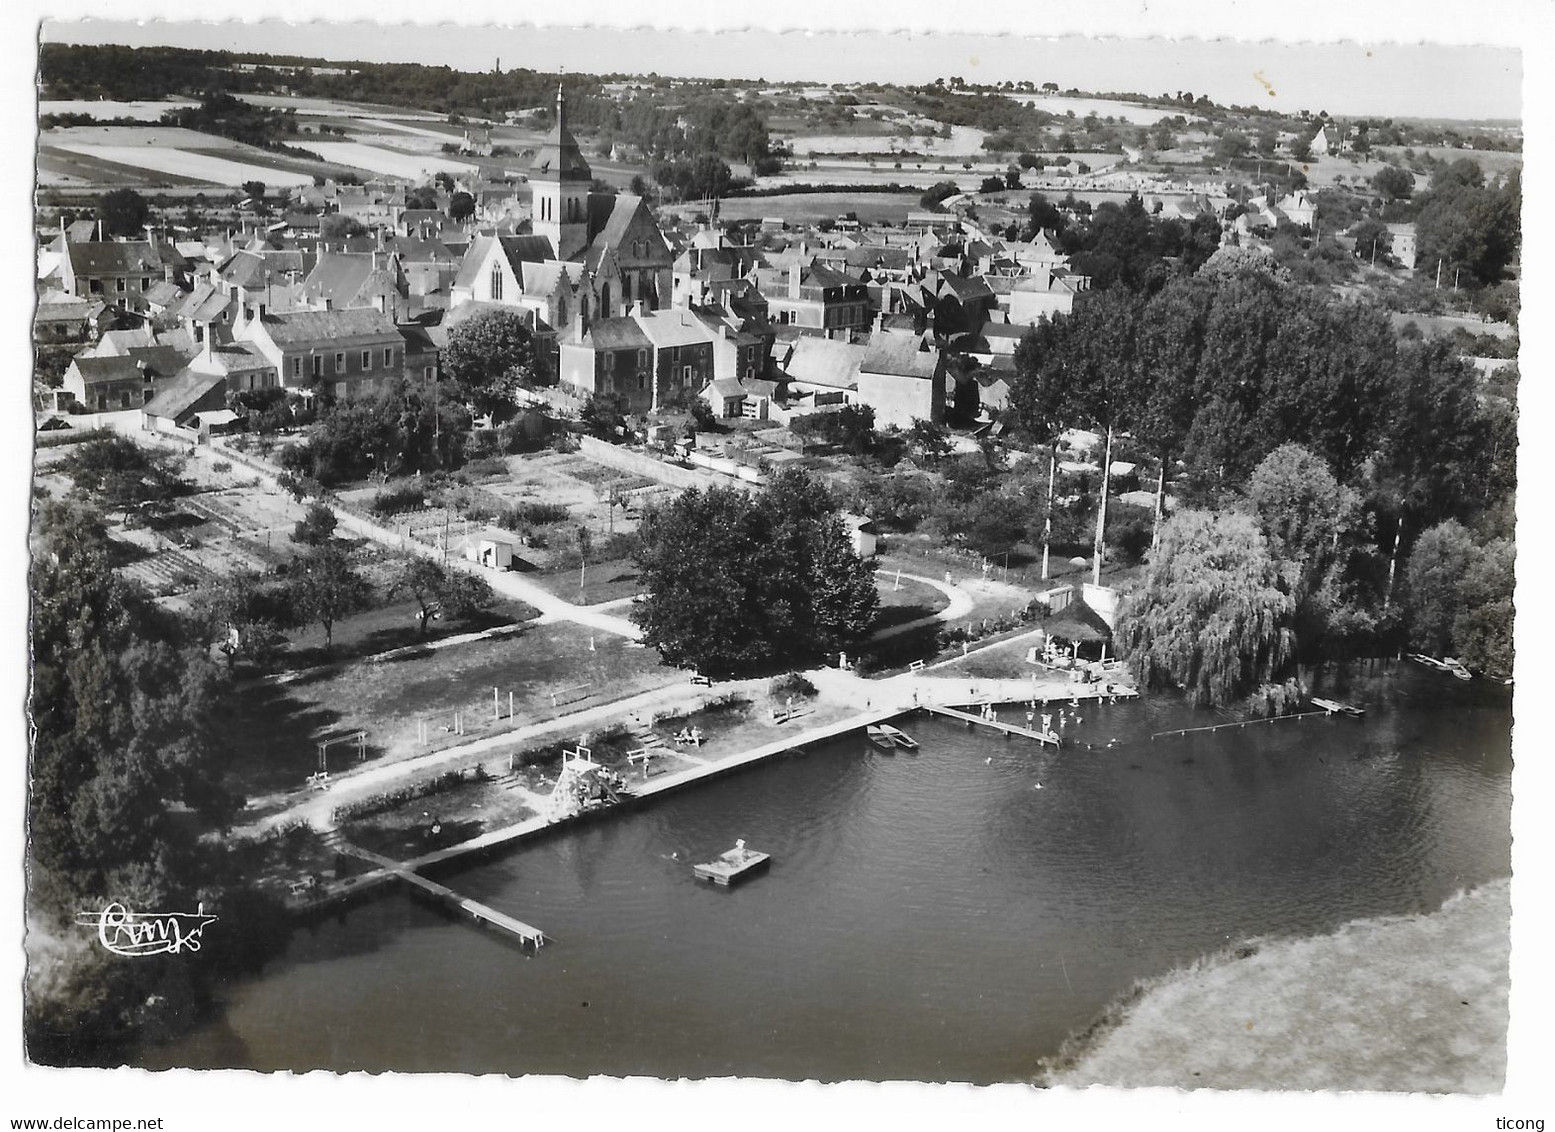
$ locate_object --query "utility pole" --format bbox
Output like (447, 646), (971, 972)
(1436, 258), (1443, 289)
(1041, 446), (1057, 581)
(1092, 425), (1114, 588)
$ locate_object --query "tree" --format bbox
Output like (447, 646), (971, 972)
(291, 502), (338, 547)
(1116, 510), (1296, 707)
(241, 180), (267, 205)
(1452, 538), (1514, 679)
(1403, 520), (1477, 657)
(631, 469), (879, 677)
(434, 171), (456, 193)
(1413, 164), (1520, 285)
(388, 557), (494, 637)
(1290, 134), (1313, 163)
(292, 541), (370, 650)
(190, 568), (299, 669)
(441, 308), (537, 421)
(1371, 164), (1414, 201)
(97, 187), (149, 237)
(906, 418), (953, 464)
(319, 214), (367, 241)
(60, 434), (186, 523)
(449, 190), (476, 222)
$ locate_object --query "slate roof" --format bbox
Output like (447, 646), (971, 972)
(860, 330), (938, 380)
(582, 317), (653, 352)
(255, 308), (400, 346)
(783, 337), (868, 389)
(635, 309), (716, 350)
(65, 239), (163, 276)
(529, 89), (593, 181)
(70, 345), (188, 384)
(143, 369), (227, 420)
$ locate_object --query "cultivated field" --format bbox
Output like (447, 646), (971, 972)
(39, 125), (316, 187)
(307, 141), (483, 179)
(782, 124), (989, 157)
(39, 98), (198, 120)
(1000, 93), (1196, 126)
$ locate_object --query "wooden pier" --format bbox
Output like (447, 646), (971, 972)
(1150, 709), (1338, 741)
(395, 869), (548, 947)
(923, 705), (1061, 745)
(328, 837), (547, 948)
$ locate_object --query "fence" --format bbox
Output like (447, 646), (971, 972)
(578, 436), (720, 492)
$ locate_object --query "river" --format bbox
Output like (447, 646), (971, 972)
(138, 663), (1512, 1083)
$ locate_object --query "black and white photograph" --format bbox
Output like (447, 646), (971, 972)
(8, 4), (1547, 1128)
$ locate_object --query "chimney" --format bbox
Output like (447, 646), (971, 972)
(202, 322), (214, 364)
(571, 309), (585, 343)
(632, 299), (646, 319)
(96, 219), (103, 242)
(258, 303), (267, 321)
(788, 262), (801, 299)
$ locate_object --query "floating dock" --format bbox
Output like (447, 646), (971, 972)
(693, 844), (771, 886)
(923, 704), (1061, 745)
(1311, 697), (1365, 717)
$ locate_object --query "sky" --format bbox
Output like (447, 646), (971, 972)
(39, 14), (1522, 122)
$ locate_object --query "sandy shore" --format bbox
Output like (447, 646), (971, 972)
(1041, 878), (1510, 1093)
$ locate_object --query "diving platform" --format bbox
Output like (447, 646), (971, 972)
(693, 841), (771, 886)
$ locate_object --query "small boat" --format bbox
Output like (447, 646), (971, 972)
(866, 725), (897, 750)
(873, 723), (919, 750)
(1311, 697), (1365, 718)
(1443, 658), (1472, 682)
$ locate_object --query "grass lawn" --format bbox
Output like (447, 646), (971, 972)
(341, 776), (541, 861)
(278, 596), (539, 671)
(526, 558), (644, 605)
(224, 621), (680, 795)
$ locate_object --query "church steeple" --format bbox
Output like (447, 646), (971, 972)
(530, 72), (592, 260)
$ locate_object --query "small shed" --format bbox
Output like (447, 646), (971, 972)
(841, 512), (879, 558)
(464, 530), (515, 570)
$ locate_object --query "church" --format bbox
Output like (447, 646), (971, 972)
(450, 81), (673, 345)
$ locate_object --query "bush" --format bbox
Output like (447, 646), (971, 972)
(769, 672), (817, 698)
(460, 456), (510, 482)
(504, 500), (570, 526)
(369, 482), (427, 516)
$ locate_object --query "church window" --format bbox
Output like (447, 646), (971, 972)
(490, 264), (503, 301)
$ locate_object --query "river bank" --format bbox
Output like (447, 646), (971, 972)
(1039, 878), (1511, 1093)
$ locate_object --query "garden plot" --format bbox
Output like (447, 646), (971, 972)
(307, 141), (481, 179)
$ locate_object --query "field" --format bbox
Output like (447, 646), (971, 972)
(782, 124), (989, 157)
(39, 98), (197, 120)
(39, 125), (317, 187)
(306, 141), (483, 179)
(675, 191), (922, 225)
(1000, 93), (1194, 126)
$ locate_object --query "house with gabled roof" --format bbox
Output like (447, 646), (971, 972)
(238, 307), (406, 401)
(753, 261), (871, 340)
(60, 344), (190, 412)
(301, 250), (409, 321)
(856, 329), (945, 430)
(53, 236), (168, 314)
(140, 369), (231, 436)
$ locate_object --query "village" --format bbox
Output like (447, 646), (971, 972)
(25, 36), (1521, 1099)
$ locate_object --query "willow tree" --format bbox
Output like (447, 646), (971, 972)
(1116, 510), (1295, 707)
